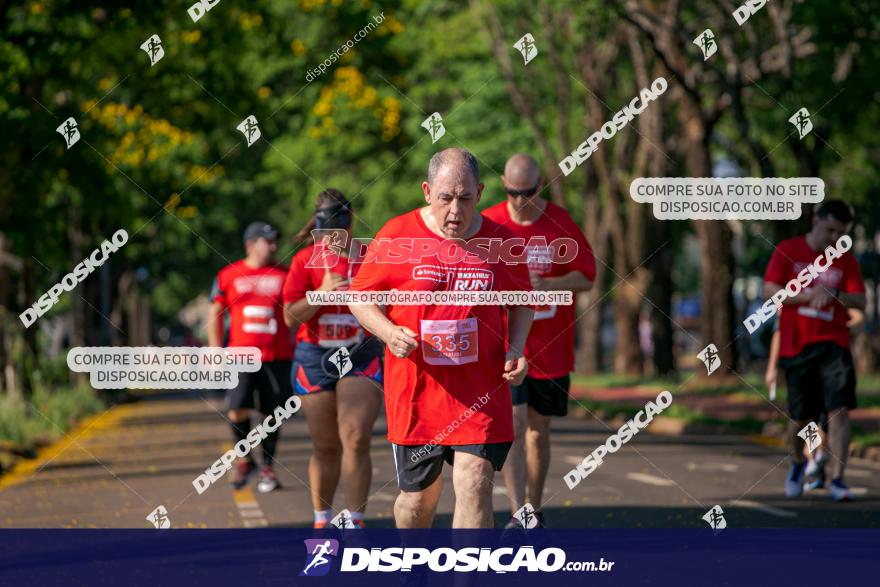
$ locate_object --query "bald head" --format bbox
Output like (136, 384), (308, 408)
(421, 148), (484, 239)
(427, 148), (480, 186)
(503, 154), (539, 186)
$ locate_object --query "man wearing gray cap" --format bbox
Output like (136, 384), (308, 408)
(207, 222), (295, 493)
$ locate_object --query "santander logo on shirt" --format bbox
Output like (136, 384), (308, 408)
(412, 265), (494, 291)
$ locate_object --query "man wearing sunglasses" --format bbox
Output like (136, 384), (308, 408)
(483, 154), (596, 528)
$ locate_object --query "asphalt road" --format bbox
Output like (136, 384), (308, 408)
(1, 393), (878, 528)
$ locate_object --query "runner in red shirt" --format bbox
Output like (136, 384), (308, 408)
(282, 189), (383, 529)
(483, 153), (595, 528)
(763, 200), (866, 501)
(207, 222), (294, 493)
(349, 148), (535, 529)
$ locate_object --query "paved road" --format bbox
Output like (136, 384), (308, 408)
(1, 393), (878, 528)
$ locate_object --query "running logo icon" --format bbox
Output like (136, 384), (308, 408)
(328, 347), (353, 378)
(693, 29), (716, 60)
(421, 112), (445, 144)
(300, 539), (339, 576)
(330, 508), (356, 529)
(702, 505), (726, 531)
(788, 108), (813, 139)
(140, 34), (164, 67)
(56, 117), (80, 149)
(798, 422), (822, 453)
(237, 115), (261, 147)
(305, 230), (348, 269)
(146, 505), (171, 529)
(697, 344), (721, 375)
(513, 502), (539, 529)
(513, 33), (538, 65)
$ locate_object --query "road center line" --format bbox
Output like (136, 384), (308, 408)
(626, 472), (676, 487)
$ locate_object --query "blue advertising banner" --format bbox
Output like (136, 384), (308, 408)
(0, 529), (877, 586)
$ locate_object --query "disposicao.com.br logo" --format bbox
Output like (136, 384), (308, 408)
(299, 541), (614, 574)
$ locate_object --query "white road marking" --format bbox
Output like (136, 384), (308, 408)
(730, 499), (797, 518)
(686, 462), (738, 473)
(626, 472), (676, 487)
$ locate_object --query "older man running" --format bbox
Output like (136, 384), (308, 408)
(349, 148), (534, 528)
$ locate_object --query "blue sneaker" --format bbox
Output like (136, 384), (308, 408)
(784, 462), (805, 498)
(805, 473), (825, 491)
(829, 478), (853, 502)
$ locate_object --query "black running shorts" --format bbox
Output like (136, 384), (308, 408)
(391, 442), (512, 492)
(780, 341), (856, 421)
(226, 360), (293, 414)
(509, 375), (570, 416)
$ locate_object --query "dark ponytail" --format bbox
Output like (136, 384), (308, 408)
(291, 188), (352, 248)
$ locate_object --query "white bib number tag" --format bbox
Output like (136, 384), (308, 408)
(797, 305), (834, 322)
(242, 305), (277, 334)
(420, 318), (479, 366)
(318, 314), (363, 348)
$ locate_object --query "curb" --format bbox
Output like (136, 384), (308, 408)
(571, 406), (880, 463)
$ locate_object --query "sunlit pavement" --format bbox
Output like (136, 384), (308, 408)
(1, 394), (877, 528)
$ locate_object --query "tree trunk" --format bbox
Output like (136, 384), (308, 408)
(646, 217), (675, 375)
(577, 193), (608, 374)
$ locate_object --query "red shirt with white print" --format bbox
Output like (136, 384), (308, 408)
(282, 243), (367, 348)
(212, 260), (293, 362)
(764, 235), (865, 358)
(350, 209), (532, 445)
(483, 201), (596, 379)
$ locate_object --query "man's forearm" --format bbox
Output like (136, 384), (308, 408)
(838, 292), (866, 311)
(545, 271), (593, 293)
(285, 298), (319, 327)
(349, 304), (394, 343)
(764, 282), (810, 305)
(507, 307), (534, 353)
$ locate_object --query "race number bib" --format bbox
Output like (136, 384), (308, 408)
(420, 318), (478, 366)
(797, 305), (834, 322)
(318, 314), (364, 348)
(242, 305), (277, 334)
(533, 304), (557, 321)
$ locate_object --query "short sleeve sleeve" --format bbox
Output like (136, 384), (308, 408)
(282, 249), (314, 304)
(841, 253), (866, 294)
(350, 234), (390, 292)
(764, 244), (792, 286)
(563, 217), (596, 281)
(211, 274), (226, 308)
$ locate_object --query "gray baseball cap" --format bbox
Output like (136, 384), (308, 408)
(242, 221), (278, 244)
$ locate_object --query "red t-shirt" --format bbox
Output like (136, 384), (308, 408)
(282, 243), (367, 348)
(213, 260), (293, 362)
(764, 235), (865, 358)
(350, 209), (532, 445)
(482, 201), (596, 379)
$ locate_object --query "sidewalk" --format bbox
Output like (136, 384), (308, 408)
(569, 384), (880, 456)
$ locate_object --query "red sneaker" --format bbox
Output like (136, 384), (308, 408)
(232, 459), (256, 490)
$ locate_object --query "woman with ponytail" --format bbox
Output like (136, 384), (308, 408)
(281, 189), (384, 528)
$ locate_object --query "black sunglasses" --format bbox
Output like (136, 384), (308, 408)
(505, 184), (540, 198)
